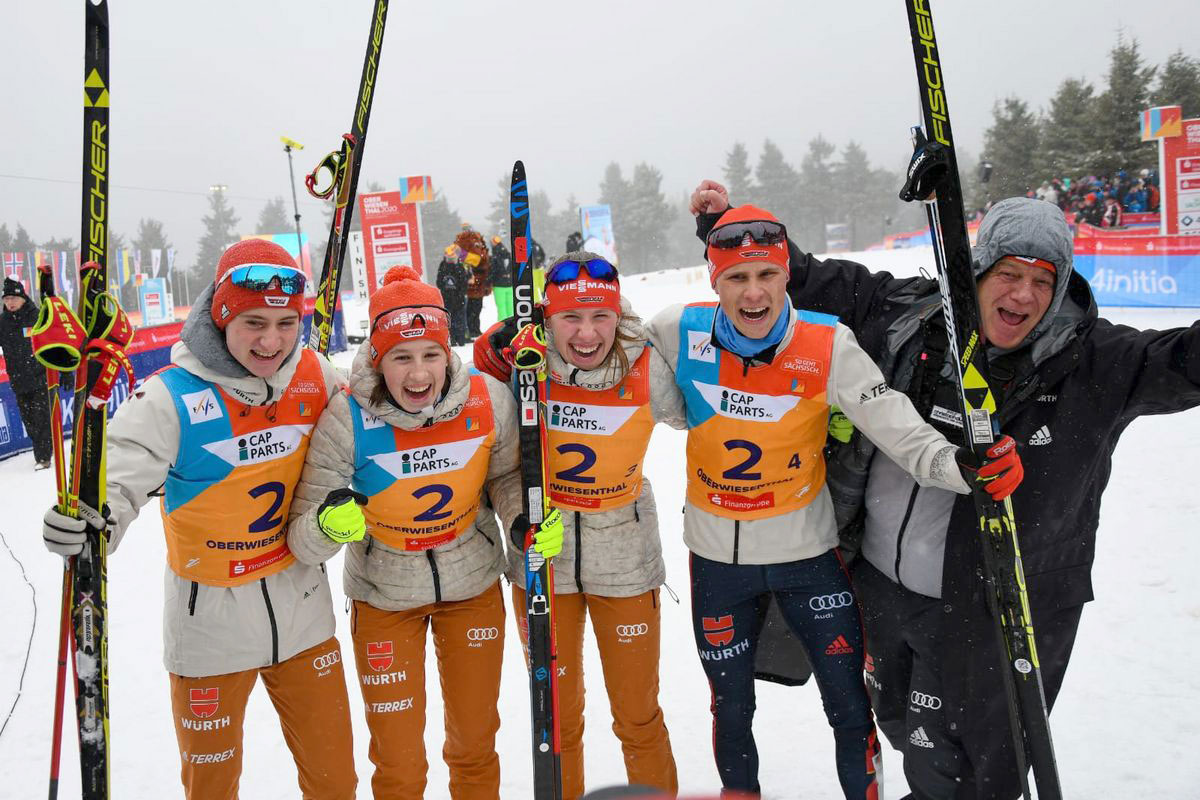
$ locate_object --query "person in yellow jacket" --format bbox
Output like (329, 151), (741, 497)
(286, 265), (562, 800)
(42, 239), (357, 799)
(477, 252), (680, 799)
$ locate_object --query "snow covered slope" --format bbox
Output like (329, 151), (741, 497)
(1, 246), (1196, 798)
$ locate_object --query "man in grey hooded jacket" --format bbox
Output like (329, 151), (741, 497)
(690, 188), (1200, 799)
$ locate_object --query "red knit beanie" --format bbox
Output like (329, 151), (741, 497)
(706, 205), (790, 287)
(368, 266), (450, 366)
(211, 239), (306, 329)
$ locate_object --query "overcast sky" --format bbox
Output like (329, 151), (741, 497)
(2, 0), (1195, 267)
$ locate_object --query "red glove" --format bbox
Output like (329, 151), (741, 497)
(473, 318), (515, 382)
(956, 434), (1024, 501)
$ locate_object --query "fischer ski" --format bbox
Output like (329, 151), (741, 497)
(509, 160), (563, 800)
(304, 0), (389, 354)
(900, 2), (1062, 798)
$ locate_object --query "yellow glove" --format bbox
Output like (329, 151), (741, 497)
(317, 489), (368, 543)
(828, 405), (854, 444)
(532, 508), (564, 559)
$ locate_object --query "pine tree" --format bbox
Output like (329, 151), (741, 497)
(1038, 78), (1098, 181)
(981, 96), (1041, 203)
(723, 142), (758, 206)
(614, 163), (672, 274)
(833, 142), (899, 250)
(0, 224), (12, 252)
(487, 174), (509, 236)
(755, 139), (800, 227)
(419, 190), (462, 273)
(598, 163), (630, 265)
(796, 136), (836, 252)
(255, 196), (291, 235)
(11, 224), (35, 254)
(1152, 49), (1200, 119)
(195, 189), (241, 297)
(1093, 33), (1157, 176)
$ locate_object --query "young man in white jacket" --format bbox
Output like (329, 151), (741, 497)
(646, 205), (1024, 799)
(43, 239), (356, 799)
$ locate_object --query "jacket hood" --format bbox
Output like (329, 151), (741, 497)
(971, 197), (1075, 346)
(174, 283), (306, 405)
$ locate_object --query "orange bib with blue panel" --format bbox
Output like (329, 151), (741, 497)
(675, 303), (835, 520)
(159, 348), (328, 587)
(347, 373), (495, 551)
(546, 347), (655, 511)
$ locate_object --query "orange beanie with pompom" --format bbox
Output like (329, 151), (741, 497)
(368, 266), (450, 366)
(210, 239), (306, 329)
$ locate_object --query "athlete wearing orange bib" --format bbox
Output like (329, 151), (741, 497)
(287, 266), (528, 800)
(42, 239), (357, 800)
(480, 252), (679, 799)
(648, 205), (991, 799)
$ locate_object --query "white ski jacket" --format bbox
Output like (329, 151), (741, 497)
(647, 303), (969, 566)
(104, 291), (346, 678)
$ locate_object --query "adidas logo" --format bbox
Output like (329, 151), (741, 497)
(825, 635), (855, 656)
(1028, 425), (1053, 446)
(909, 726), (935, 749)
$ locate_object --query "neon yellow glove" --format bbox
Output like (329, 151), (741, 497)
(532, 507), (564, 559)
(828, 405), (854, 444)
(317, 489), (368, 543)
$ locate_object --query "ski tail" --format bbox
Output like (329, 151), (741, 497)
(510, 160), (564, 800)
(903, 2), (1061, 798)
(305, 0), (389, 354)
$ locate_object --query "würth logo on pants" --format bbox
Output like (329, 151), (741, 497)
(367, 641), (393, 672)
(702, 615), (734, 647)
(189, 688), (219, 718)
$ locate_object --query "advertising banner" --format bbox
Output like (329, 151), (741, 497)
(580, 204), (618, 264)
(358, 191), (424, 292)
(138, 277), (174, 326)
(1073, 235), (1200, 307)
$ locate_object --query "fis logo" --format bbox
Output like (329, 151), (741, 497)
(702, 615), (734, 647)
(182, 388), (222, 425)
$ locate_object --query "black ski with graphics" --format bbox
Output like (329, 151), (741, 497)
(305, 0), (389, 354)
(900, 2), (1062, 798)
(509, 160), (563, 800)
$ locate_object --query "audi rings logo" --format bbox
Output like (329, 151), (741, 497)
(910, 691), (942, 710)
(312, 651), (341, 671)
(809, 592), (853, 611)
(467, 627), (500, 642)
(616, 624), (648, 637)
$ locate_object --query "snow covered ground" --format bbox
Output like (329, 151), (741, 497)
(1, 246), (1197, 798)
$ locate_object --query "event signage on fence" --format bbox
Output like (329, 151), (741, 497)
(1073, 234), (1200, 306)
(580, 204), (618, 264)
(357, 190), (425, 292)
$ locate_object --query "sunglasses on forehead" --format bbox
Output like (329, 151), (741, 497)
(546, 258), (618, 284)
(706, 220), (788, 250)
(218, 263), (307, 295)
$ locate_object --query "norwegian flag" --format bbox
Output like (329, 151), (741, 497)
(2, 252), (25, 283)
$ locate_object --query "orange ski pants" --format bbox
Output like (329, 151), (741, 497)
(350, 582), (506, 800)
(513, 586), (678, 799)
(168, 636), (356, 800)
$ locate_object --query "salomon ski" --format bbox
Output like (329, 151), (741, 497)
(900, 2), (1062, 798)
(305, 0), (389, 354)
(509, 160), (563, 800)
